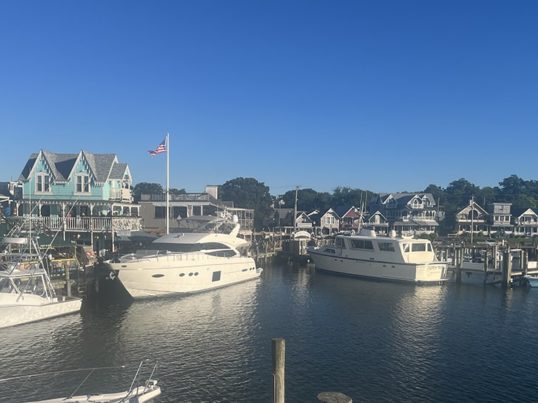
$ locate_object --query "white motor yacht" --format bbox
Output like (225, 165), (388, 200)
(308, 229), (448, 284)
(0, 237), (82, 329)
(107, 216), (262, 299)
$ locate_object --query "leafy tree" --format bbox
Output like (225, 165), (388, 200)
(280, 188), (331, 213)
(219, 177), (272, 230)
(169, 188), (186, 196)
(132, 182), (163, 202)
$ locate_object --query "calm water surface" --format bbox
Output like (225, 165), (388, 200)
(1, 264), (538, 402)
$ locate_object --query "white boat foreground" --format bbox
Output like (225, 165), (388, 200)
(107, 216), (263, 299)
(308, 229), (448, 284)
(28, 381), (161, 403)
(0, 237), (81, 329)
(0, 361), (162, 403)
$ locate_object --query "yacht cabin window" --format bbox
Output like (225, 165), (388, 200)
(411, 243), (427, 252)
(350, 239), (374, 250)
(378, 242), (395, 252)
(335, 238), (346, 249)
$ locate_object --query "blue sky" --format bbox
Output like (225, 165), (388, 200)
(1, 0), (537, 195)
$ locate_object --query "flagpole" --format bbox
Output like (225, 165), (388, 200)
(166, 132), (170, 235)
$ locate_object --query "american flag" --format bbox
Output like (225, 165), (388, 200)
(148, 138), (167, 156)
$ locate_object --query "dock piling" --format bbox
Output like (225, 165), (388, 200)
(272, 338), (285, 403)
(502, 251), (512, 289)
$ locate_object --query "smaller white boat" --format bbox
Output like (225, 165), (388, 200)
(0, 361), (161, 403)
(30, 380), (161, 403)
(0, 236), (82, 328)
(308, 229), (448, 284)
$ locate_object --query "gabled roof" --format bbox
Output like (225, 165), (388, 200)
(342, 206), (361, 218)
(109, 163), (129, 180)
(457, 201), (488, 216)
(321, 208), (340, 219)
(41, 151), (78, 181)
(519, 208), (538, 218)
(368, 210), (387, 223)
(19, 150), (127, 184)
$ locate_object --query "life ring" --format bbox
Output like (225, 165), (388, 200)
(108, 271), (116, 281)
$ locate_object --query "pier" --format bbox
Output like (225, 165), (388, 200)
(436, 240), (538, 288)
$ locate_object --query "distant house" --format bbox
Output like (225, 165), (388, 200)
(340, 206), (363, 231)
(0, 181), (21, 218)
(489, 202), (513, 235)
(274, 208), (314, 235)
(364, 210), (389, 235)
(370, 192), (440, 236)
(456, 200), (488, 235)
(17, 150), (141, 249)
(514, 208), (538, 236)
(318, 208), (340, 235)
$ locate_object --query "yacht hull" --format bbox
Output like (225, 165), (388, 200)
(109, 256), (262, 299)
(309, 251), (447, 284)
(0, 298), (82, 329)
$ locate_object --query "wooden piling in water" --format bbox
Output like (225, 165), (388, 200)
(455, 247), (462, 284)
(272, 338), (285, 403)
(502, 250), (512, 289)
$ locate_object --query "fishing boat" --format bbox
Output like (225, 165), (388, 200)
(308, 229), (448, 284)
(106, 216), (263, 299)
(0, 236), (82, 328)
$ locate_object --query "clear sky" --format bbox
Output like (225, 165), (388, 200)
(1, 0), (537, 195)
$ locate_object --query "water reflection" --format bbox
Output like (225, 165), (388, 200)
(1, 266), (538, 402)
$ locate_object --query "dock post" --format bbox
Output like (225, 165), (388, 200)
(522, 250), (528, 276)
(272, 338), (285, 403)
(502, 250), (512, 289)
(65, 262), (72, 298)
(483, 249), (489, 285)
(455, 247), (462, 284)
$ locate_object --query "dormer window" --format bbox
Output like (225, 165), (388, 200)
(76, 174), (90, 193)
(36, 173), (51, 193)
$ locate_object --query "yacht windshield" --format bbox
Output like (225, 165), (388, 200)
(175, 217), (236, 234)
(148, 242), (232, 253)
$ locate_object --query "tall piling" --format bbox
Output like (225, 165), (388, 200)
(502, 251), (512, 289)
(272, 338), (285, 403)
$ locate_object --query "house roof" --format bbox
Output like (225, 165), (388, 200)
(19, 150), (127, 184)
(519, 208), (538, 218)
(457, 201), (488, 216)
(109, 163), (128, 180)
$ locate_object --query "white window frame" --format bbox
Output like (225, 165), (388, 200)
(76, 174), (90, 193)
(35, 173), (51, 193)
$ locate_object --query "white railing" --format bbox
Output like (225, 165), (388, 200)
(21, 216), (142, 232)
(109, 189), (133, 202)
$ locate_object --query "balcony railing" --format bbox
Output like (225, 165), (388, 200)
(109, 189), (133, 202)
(14, 216), (142, 232)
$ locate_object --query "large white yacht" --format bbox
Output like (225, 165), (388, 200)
(107, 216), (262, 299)
(0, 237), (82, 329)
(308, 229), (448, 284)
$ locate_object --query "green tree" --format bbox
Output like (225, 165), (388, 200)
(219, 177), (273, 230)
(132, 182), (163, 202)
(169, 188), (186, 196)
(281, 188), (331, 213)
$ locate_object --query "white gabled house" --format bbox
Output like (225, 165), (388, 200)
(514, 208), (538, 236)
(319, 208), (340, 235)
(456, 200), (488, 235)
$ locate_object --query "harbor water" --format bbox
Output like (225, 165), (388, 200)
(1, 263), (538, 402)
